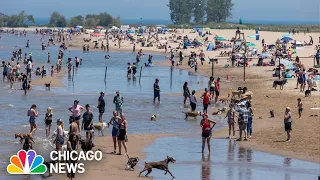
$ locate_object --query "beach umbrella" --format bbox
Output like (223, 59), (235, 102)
(96, 26), (103, 29)
(246, 42), (256, 47)
(282, 33), (291, 37)
(76, 26), (83, 28)
(215, 37), (227, 41)
(281, 37), (293, 41)
(248, 35), (256, 38)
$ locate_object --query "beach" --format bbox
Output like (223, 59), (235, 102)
(0, 27), (319, 180)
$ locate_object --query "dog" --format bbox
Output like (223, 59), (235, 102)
(15, 129), (36, 143)
(150, 114), (157, 121)
(22, 137), (34, 151)
(139, 156), (176, 178)
(219, 93), (230, 104)
(93, 122), (107, 136)
(183, 111), (202, 120)
(125, 154), (139, 171)
(305, 89), (311, 97)
(273, 79), (287, 89)
(80, 135), (93, 153)
(45, 81), (51, 90)
(212, 107), (227, 115)
(242, 91), (253, 102)
(231, 87), (247, 98)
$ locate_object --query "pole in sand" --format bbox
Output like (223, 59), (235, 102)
(170, 66), (173, 89)
(104, 66), (107, 83)
(211, 59), (214, 77)
(72, 66), (75, 82)
(139, 66), (143, 83)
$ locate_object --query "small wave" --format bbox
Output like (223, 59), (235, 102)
(0, 104), (14, 108)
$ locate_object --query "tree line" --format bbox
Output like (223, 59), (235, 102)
(49, 11), (121, 28)
(168, 0), (233, 24)
(0, 11), (121, 28)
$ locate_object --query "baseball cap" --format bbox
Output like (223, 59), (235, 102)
(100, 91), (104, 94)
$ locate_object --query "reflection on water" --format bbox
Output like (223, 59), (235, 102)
(201, 154), (211, 180)
(144, 137), (320, 180)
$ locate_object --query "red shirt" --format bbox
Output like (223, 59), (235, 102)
(202, 119), (211, 133)
(203, 93), (210, 105)
(215, 81), (220, 91)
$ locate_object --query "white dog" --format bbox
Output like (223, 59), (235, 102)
(93, 122), (107, 136)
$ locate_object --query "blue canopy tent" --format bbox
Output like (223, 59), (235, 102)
(207, 43), (214, 51)
(281, 37), (293, 41)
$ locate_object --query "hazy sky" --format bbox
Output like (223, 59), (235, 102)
(1, 0), (319, 22)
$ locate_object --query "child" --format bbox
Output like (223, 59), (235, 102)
(297, 98), (303, 118)
(27, 80), (32, 90)
(127, 63), (132, 77)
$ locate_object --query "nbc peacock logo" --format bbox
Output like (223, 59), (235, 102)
(7, 150), (47, 174)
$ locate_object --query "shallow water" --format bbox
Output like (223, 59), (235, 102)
(0, 33), (319, 180)
(143, 137), (320, 180)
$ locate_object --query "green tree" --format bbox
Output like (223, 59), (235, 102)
(49, 11), (67, 27)
(69, 15), (84, 27)
(193, 0), (206, 23)
(206, 0), (233, 23)
(99, 12), (113, 26)
(112, 16), (121, 27)
(167, 0), (193, 24)
(0, 11), (35, 27)
(84, 14), (99, 28)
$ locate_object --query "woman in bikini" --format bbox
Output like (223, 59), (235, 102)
(117, 113), (128, 155)
(45, 107), (53, 137)
(224, 104), (236, 139)
(183, 82), (190, 105)
(200, 113), (216, 153)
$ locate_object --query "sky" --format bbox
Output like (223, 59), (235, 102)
(1, 0), (319, 22)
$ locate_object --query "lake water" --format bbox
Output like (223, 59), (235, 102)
(0, 33), (319, 180)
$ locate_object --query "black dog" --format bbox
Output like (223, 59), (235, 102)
(125, 154), (139, 170)
(22, 137), (34, 151)
(305, 90), (311, 97)
(273, 79), (287, 90)
(45, 81), (51, 90)
(80, 136), (93, 153)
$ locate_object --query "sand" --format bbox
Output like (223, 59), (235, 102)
(62, 29), (319, 163)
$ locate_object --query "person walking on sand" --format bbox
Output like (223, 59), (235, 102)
(236, 103), (249, 141)
(297, 98), (303, 118)
(153, 78), (160, 104)
(284, 107), (292, 142)
(108, 111), (121, 154)
(113, 91), (124, 115)
(183, 82), (191, 105)
(200, 113), (216, 153)
(117, 113), (128, 155)
(214, 78), (221, 103)
(199, 50), (205, 65)
(246, 102), (254, 138)
(201, 88), (210, 113)
(44, 107), (53, 137)
(224, 104), (236, 139)
(208, 77), (215, 101)
(190, 90), (197, 111)
(68, 100), (84, 134)
(28, 104), (38, 134)
(98, 92), (105, 122)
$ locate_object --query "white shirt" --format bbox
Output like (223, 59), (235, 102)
(28, 61), (32, 69)
(190, 95), (196, 104)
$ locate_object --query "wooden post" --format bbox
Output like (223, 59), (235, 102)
(170, 66), (173, 89)
(211, 59), (214, 77)
(104, 66), (107, 83)
(243, 56), (246, 81)
(139, 66), (142, 83)
(278, 57), (281, 79)
(72, 66), (75, 82)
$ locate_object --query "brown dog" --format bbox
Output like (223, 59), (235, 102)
(219, 93), (230, 104)
(139, 156), (176, 178)
(15, 129), (36, 143)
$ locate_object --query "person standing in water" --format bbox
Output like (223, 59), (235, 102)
(208, 77), (215, 101)
(68, 100), (84, 134)
(98, 92), (105, 122)
(153, 78), (160, 104)
(201, 88), (210, 113)
(214, 78), (221, 103)
(200, 113), (216, 153)
(44, 107), (53, 137)
(190, 90), (197, 111)
(113, 91), (124, 115)
(183, 82), (191, 105)
(27, 104), (38, 134)
(26, 40), (29, 48)
(47, 52), (51, 63)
